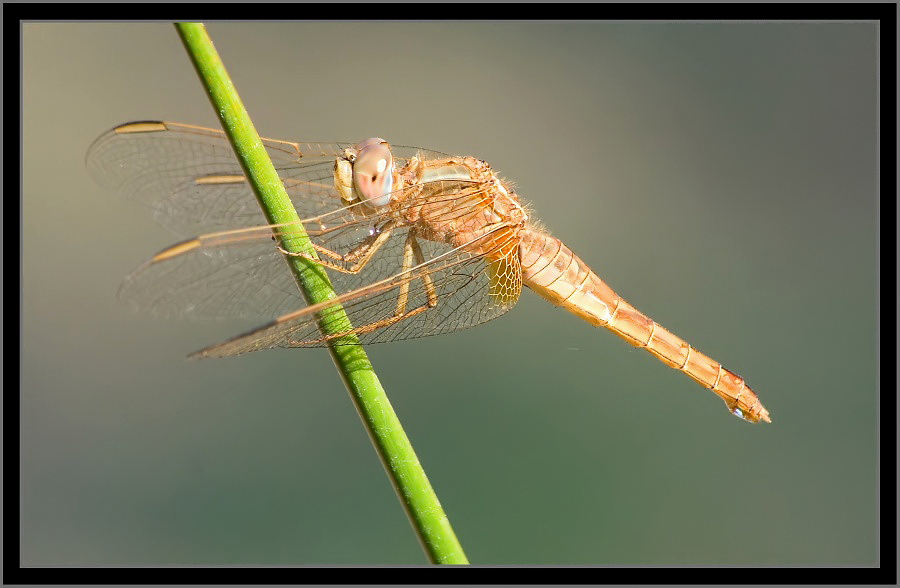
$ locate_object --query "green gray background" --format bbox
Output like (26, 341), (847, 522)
(22, 22), (878, 565)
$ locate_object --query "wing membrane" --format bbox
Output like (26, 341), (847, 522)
(188, 226), (521, 357)
(92, 120), (519, 348)
(87, 121), (353, 235)
(86, 120), (450, 236)
(117, 170), (509, 321)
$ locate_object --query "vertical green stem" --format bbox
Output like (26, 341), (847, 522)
(174, 22), (468, 565)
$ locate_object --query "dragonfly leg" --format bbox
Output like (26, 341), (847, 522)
(390, 231), (439, 316)
(312, 231), (439, 343)
(277, 222), (397, 274)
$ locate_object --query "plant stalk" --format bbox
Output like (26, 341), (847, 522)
(174, 22), (468, 565)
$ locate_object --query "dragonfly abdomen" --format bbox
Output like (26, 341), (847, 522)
(518, 228), (770, 423)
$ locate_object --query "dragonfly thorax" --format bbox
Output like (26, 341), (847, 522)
(398, 155), (528, 256)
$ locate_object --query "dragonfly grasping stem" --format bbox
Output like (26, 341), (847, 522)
(174, 21), (469, 565)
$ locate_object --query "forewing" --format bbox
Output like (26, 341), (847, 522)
(86, 121), (357, 236)
(86, 120), (446, 236)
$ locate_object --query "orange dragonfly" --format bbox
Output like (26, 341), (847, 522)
(87, 121), (770, 424)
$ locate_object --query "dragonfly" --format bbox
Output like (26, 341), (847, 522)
(87, 121), (771, 424)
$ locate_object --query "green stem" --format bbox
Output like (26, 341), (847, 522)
(174, 22), (468, 565)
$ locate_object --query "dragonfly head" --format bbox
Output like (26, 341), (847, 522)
(342, 137), (394, 209)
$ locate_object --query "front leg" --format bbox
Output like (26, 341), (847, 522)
(310, 230), (440, 344)
(277, 221), (397, 275)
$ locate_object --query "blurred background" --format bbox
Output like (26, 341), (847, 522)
(22, 22), (878, 565)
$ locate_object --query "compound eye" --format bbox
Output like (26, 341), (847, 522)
(352, 138), (394, 208)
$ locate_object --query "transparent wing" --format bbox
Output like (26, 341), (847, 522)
(186, 225), (523, 357)
(114, 176), (503, 319)
(97, 126), (526, 348)
(85, 120), (449, 236)
(118, 233), (302, 320)
(90, 120), (459, 320)
(119, 209), (522, 352)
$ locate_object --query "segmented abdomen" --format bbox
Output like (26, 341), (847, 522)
(518, 228), (770, 423)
